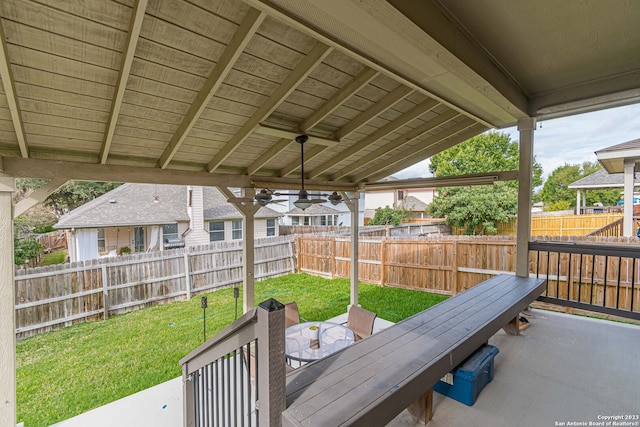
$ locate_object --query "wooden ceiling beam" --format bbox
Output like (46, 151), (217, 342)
(355, 120), (485, 182)
(0, 20), (29, 158)
(99, 0), (148, 165)
(330, 109), (459, 180)
(334, 85), (412, 140)
(2, 157), (252, 188)
(279, 144), (326, 177)
(300, 67), (378, 132)
(13, 178), (69, 218)
(307, 98), (438, 179)
(206, 42), (332, 173)
(159, 8), (265, 169)
(255, 124), (338, 146)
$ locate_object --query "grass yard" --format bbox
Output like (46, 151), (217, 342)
(16, 273), (448, 426)
(39, 250), (67, 266)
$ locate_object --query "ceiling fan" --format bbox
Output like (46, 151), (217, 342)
(287, 135), (343, 210)
(227, 134), (343, 209)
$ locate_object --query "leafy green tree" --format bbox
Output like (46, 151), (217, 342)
(368, 206), (409, 226)
(14, 235), (44, 266)
(540, 162), (619, 210)
(426, 132), (543, 235)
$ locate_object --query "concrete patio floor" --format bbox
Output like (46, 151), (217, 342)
(51, 309), (640, 427)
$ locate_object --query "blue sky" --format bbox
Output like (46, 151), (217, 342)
(395, 102), (640, 180)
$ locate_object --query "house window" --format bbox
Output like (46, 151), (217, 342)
(232, 220), (242, 240)
(321, 215), (327, 226)
(304, 216), (310, 225)
(266, 219), (276, 236)
(292, 216), (299, 225)
(134, 227), (145, 252)
(97, 228), (105, 253)
(209, 221), (225, 241)
(163, 223), (179, 240)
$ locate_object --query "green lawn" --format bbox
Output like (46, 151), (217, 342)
(16, 273), (448, 426)
(39, 250), (67, 266)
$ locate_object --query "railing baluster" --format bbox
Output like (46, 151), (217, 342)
(632, 258), (637, 312)
(567, 252), (572, 301)
(556, 251), (561, 298)
(577, 253), (583, 303)
(603, 256), (609, 307)
(616, 257), (622, 309)
(590, 255), (596, 305)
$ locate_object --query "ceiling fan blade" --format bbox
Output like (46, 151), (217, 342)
(310, 199), (325, 204)
(227, 197), (254, 203)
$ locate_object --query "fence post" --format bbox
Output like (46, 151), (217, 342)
(101, 264), (109, 320)
(296, 237), (301, 273)
(256, 298), (285, 426)
(451, 240), (458, 295)
(184, 252), (191, 300)
(380, 239), (387, 286)
(331, 238), (336, 278)
(289, 240), (296, 273)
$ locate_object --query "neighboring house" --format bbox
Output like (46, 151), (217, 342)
(287, 204), (344, 226)
(364, 176), (434, 221)
(266, 191), (362, 226)
(55, 184), (281, 262)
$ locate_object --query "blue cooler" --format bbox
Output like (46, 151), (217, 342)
(433, 344), (499, 406)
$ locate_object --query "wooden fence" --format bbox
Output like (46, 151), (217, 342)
(296, 235), (640, 314)
(14, 236), (295, 338)
(487, 213), (624, 236)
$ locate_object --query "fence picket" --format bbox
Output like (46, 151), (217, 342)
(14, 236), (295, 338)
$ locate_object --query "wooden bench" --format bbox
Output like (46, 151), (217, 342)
(283, 274), (547, 426)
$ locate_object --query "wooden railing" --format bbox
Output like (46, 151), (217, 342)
(529, 240), (640, 320)
(180, 299), (286, 427)
(586, 218), (624, 237)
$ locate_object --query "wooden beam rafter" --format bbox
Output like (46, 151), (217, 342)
(334, 85), (412, 140)
(0, 20), (28, 158)
(99, 0), (148, 164)
(159, 8), (265, 169)
(330, 109), (459, 181)
(206, 42), (332, 173)
(307, 98), (439, 179)
(357, 120), (486, 183)
(300, 67), (378, 132)
(13, 178), (69, 218)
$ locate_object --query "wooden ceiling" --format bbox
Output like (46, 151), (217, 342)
(0, 0), (637, 191)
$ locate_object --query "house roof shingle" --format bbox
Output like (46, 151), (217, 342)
(55, 184), (280, 229)
(568, 169), (640, 189)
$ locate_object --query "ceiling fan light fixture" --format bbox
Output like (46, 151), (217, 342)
(294, 189), (312, 210)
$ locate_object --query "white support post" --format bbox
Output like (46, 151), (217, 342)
(183, 252), (191, 300)
(576, 190), (581, 215)
(516, 117), (536, 278)
(220, 187), (259, 313)
(0, 176), (16, 427)
(623, 159), (635, 237)
(342, 191), (360, 308)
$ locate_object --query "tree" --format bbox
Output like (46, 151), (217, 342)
(540, 162), (619, 210)
(426, 132), (543, 235)
(368, 206), (409, 226)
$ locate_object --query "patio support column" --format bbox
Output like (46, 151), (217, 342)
(516, 117), (536, 278)
(0, 176), (16, 427)
(576, 190), (581, 215)
(343, 191), (360, 308)
(623, 159), (635, 237)
(220, 187), (259, 313)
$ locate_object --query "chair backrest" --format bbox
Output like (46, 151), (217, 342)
(347, 306), (377, 340)
(284, 302), (301, 328)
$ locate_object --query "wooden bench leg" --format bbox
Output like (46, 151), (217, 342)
(407, 387), (433, 425)
(503, 315), (520, 335)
